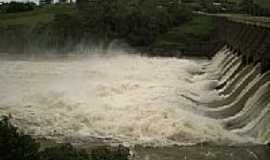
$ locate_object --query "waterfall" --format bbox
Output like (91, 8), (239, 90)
(219, 55), (240, 81)
(201, 47), (270, 144)
(219, 65), (253, 95)
(233, 104), (270, 144)
(218, 58), (242, 89)
(179, 63), (260, 108)
(223, 81), (270, 130)
(204, 71), (265, 118)
(206, 64), (260, 108)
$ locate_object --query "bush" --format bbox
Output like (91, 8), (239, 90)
(48, 13), (83, 50)
(0, 116), (40, 160)
(0, 2), (36, 13)
(24, 13), (84, 52)
(0, 0), (194, 52)
(78, 0), (192, 46)
(125, 6), (172, 46)
(0, 117), (129, 160)
(168, 5), (192, 26)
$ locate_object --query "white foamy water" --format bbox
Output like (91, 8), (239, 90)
(0, 50), (252, 146)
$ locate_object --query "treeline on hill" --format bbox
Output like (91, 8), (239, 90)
(35, 0), (193, 50)
(0, 2), (36, 13)
(76, 0), (192, 46)
(0, 0), (192, 53)
(0, 116), (129, 160)
(1, 0), (269, 54)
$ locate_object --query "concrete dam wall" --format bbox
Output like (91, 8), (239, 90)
(199, 16), (270, 144)
(213, 16), (270, 73)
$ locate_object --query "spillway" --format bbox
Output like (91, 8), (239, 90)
(223, 82), (270, 130)
(195, 47), (270, 145)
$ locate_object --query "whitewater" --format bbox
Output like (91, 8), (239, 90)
(0, 49), (256, 146)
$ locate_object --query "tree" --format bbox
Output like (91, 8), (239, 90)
(0, 2), (36, 13)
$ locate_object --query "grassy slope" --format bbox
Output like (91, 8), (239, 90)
(152, 15), (216, 49)
(0, 5), (75, 26)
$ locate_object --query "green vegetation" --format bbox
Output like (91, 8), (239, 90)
(152, 15), (216, 51)
(255, 0), (270, 10)
(0, 116), (129, 160)
(0, 5), (78, 52)
(0, 0), (220, 55)
(0, 0), (195, 53)
(0, 2), (36, 13)
(77, 0), (192, 46)
(256, 0), (270, 8)
(0, 5), (75, 26)
(0, 116), (40, 160)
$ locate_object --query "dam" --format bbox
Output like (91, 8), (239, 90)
(0, 15), (270, 159)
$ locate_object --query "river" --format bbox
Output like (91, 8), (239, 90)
(0, 48), (256, 146)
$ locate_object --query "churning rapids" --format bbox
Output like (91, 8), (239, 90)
(0, 48), (264, 147)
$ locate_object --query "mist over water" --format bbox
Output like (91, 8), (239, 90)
(0, 49), (254, 146)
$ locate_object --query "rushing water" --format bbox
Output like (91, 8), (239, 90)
(0, 48), (266, 147)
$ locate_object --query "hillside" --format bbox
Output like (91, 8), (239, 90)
(255, 0), (270, 9)
(0, 5), (75, 26)
(151, 15), (216, 56)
